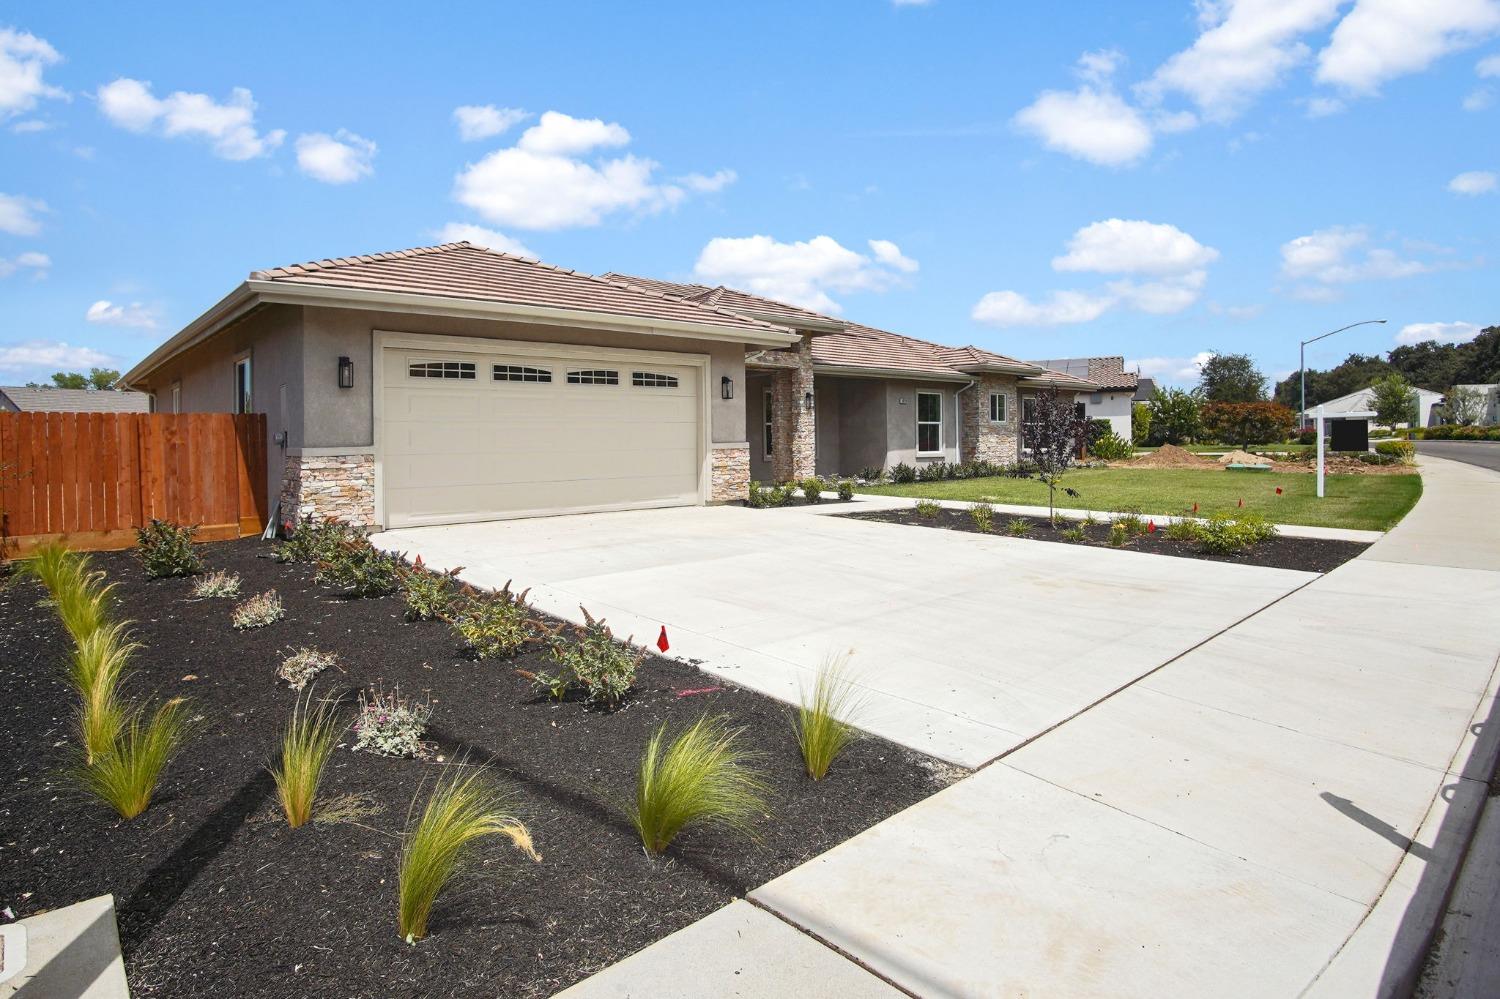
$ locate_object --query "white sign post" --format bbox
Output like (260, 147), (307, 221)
(1316, 405), (1325, 499)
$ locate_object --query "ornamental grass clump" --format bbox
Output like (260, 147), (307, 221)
(191, 570), (242, 599)
(45, 560), (116, 643)
(628, 714), (769, 856)
(134, 519), (203, 579)
(72, 697), (191, 820)
(232, 590), (284, 630)
(1061, 525), (1087, 543)
(277, 647), (340, 691)
(270, 688), (346, 829)
(352, 683), (432, 758)
(795, 654), (864, 781)
(68, 621), (138, 763)
(23, 542), (81, 597)
(397, 763), (540, 943)
(968, 502), (995, 533)
(914, 499), (941, 519)
(1005, 517), (1032, 537)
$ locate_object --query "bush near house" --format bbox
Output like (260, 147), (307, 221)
(1422, 424), (1500, 440)
(134, 520), (204, 579)
(1199, 401), (1297, 446)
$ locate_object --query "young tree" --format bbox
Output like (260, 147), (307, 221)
(1444, 385), (1483, 426)
(88, 367), (121, 390)
(1369, 373), (1418, 431)
(1147, 387), (1202, 444)
(1131, 401), (1152, 445)
(1025, 387), (1091, 525)
(1197, 351), (1267, 403)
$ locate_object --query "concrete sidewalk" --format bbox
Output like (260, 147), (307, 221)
(560, 455), (1500, 998)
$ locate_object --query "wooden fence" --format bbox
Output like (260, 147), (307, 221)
(0, 412), (268, 555)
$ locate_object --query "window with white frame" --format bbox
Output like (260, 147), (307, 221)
(409, 360), (476, 379)
(631, 371), (679, 388)
(567, 369), (619, 385)
(171, 382), (181, 414)
(493, 364), (551, 383)
(762, 389), (774, 458)
(917, 391), (943, 453)
(988, 392), (1006, 422)
(233, 356), (252, 414)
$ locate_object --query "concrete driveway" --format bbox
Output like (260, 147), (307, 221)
(375, 499), (1313, 767)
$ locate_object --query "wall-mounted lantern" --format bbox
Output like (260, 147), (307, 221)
(337, 356), (354, 389)
(803, 390), (815, 411)
(721, 375), (734, 400)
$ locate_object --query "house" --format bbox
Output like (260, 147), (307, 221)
(1453, 384), (1500, 425)
(0, 386), (152, 414)
(122, 242), (1094, 530)
(1023, 357), (1139, 441)
(1318, 385), (1446, 428)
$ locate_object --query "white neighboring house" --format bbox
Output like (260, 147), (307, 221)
(1453, 384), (1500, 425)
(1025, 356), (1144, 441)
(1319, 385), (1446, 429)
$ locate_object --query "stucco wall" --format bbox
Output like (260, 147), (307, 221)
(1078, 390), (1134, 440)
(883, 380), (961, 467)
(746, 373), (773, 483)
(814, 378), (843, 477)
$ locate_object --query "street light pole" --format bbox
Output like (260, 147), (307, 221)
(1298, 319), (1388, 428)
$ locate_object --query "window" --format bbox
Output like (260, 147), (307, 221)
(409, 360), (476, 380)
(763, 389), (774, 459)
(171, 382), (181, 415)
(631, 371), (679, 388)
(1022, 397), (1037, 424)
(567, 369), (619, 385)
(917, 391), (943, 454)
(1075, 402), (1087, 419)
(1021, 397), (1039, 450)
(493, 364), (551, 383)
(988, 392), (1007, 423)
(233, 356), (252, 414)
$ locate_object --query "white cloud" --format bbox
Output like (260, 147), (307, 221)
(96, 78), (285, 160)
(1305, 95), (1347, 116)
(0, 27), (65, 119)
(85, 299), (159, 330)
(0, 192), (45, 235)
(1481, 53), (1500, 75)
(453, 110), (730, 230)
(677, 169), (737, 194)
(0, 250), (50, 279)
(1395, 320), (1481, 345)
(1141, 0), (1344, 121)
(1107, 269), (1209, 314)
(1317, 0), (1500, 94)
(1077, 48), (1127, 84)
(430, 222), (536, 258)
(971, 289), (1115, 327)
(295, 130), (376, 184)
(0, 339), (113, 373)
(1013, 85), (1153, 166)
(1051, 219), (1219, 275)
(692, 234), (918, 314)
(1280, 225), (1437, 288)
(1127, 351), (1214, 385)
(1463, 87), (1494, 110)
(1448, 169), (1497, 194)
(10, 118), (52, 133)
(1208, 301), (1266, 320)
(453, 104), (529, 141)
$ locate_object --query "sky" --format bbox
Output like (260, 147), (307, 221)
(1, 0), (1497, 390)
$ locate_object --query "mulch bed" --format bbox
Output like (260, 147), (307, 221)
(840, 508), (1370, 573)
(0, 540), (947, 998)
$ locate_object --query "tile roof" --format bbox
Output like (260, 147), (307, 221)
(252, 243), (787, 335)
(1027, 356), (1139, 392)
(604, 273), (1066, 382)
(0, 386), (152, 413)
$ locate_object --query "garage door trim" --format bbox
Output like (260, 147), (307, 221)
(371, 330), (712, 528)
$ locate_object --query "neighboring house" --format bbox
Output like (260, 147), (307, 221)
(1453, 384), (1500, 425)
(0, 386), (152, 413)
(1024, 357), (1139, 441)
(1318, 385), (1446, 428)
(122, 242), (1094, 530)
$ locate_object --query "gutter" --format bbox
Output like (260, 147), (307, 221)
(954, 379), (977, 463)
(809, 363), (972, 384)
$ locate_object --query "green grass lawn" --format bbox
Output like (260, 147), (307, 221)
(858, 468), (1422, 531)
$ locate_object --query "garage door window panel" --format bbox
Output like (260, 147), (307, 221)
(494, 364), (552, 383)
(632, 371), (680, 388)
(409, 360), (476, 380)
(567, 369), (619, 385)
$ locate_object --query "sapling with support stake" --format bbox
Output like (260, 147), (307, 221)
(1023, 387), (1093, 525)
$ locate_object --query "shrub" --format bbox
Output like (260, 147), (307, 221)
(1199, 402), (1297, 446)
(270, 687), (346, 829)
(1195, 512), (1278, 555)
(889, 462), (917, 484)
(352, 683), (432, 758)
(278, 647), (340, 691)
(401, 559), (462, 622)
(1164, 519), (1203, 542)
(914, 499), (941, 519)
(1089, 432), (1134, 461)
(134, 520), (203, 579)
(746, 480), (770, 509)
(799, 476), (825, 503)
(449, 584), (533, 659)
(397, 764), (540, 942)
(1131, 402), (1152, 446)
(274, 517), (357, 565)
(1107, 522), (1129, 547)
(232, 590), (284, 630)
(968, 502), (995, 533)
(72, 697), (191, 819)
(1375, 440), (1416, 463)
(1112, 509), (1148, 537)
(628, 714), (769, 856)
(316, 537), (404, 598)
(915, 461), (949, 482)
(544, 608), (648, 708)
(747, 481), (797, 509)
(795, 655), (863, 781)
(1147, 387), (1202, 445)
(1061, 525), (1086, 542)
(1005, 518), (1033, 537)
(836, 479), (854, 501)
(191, 570), (242, 600)
(856, 466), (884, 482)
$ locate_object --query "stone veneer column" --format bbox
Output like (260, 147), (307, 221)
(279, 452), (376, 529)
(960, 374), (1022, 465)
(709, 443), (751, 502)
(770, 335), (817, 482)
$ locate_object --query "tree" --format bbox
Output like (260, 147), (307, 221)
(1147, 387), (1202, 445)
(1444, 385), (1483, 426)
(1131, 402), (1152, 445)
(48, 371), (88, 389)
(1370, 373), (1417, 431)
(1198, 351), (1267, 403)
(1025, 387), (1091, 524)
(87, 367), (121, 390)
(1200, 402), (1297, 445)
(26, 368), (121, 391)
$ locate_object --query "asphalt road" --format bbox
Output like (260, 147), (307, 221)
(1416, 440), (1500, 473)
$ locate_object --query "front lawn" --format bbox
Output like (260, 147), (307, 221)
(859, 468), (1422, 531)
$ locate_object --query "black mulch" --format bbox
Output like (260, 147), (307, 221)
(0, 540), (950, 999)
(839, 508), (1370, 573)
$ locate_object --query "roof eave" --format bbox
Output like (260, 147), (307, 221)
(953, 361), (1047, 377)
(809, 363), (971, 383)
(121, 281), (258, 387)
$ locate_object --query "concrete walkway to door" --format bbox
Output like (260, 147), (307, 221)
(375, 496), (1313, 768)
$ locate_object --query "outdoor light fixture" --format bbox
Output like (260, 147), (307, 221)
(721, 375), (734, 400)
(337, 356), (354, 389)
(804, 390), (815, 411)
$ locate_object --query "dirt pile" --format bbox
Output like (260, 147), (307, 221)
(1217, 449), (1272, 465)
(1130, 444), (1215, 469)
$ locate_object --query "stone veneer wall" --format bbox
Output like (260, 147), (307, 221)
(770, 335), (817, 482)
(280, 452), (376, 529)
(709, 443), (750, 503)
(961, 374), (1022, 465)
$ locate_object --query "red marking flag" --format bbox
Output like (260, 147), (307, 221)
(1147, 520), (1157, 533)
(1275, 487), (1283, 495)
(657, 626), (670, 652)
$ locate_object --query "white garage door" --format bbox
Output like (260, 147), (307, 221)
(381, 344), (703, 528)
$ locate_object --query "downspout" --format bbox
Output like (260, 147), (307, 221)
(954, 380), (977, 463)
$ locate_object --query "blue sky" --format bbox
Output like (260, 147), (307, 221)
(2, 0), (1497, 389)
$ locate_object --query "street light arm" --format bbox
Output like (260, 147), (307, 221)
(1301, 318), (1387, 348)
(1298, 319), (1387, 428)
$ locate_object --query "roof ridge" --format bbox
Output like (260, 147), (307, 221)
(588, 273), (787, 330)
